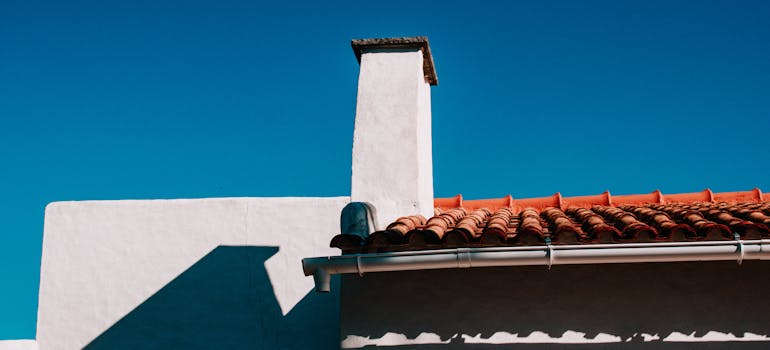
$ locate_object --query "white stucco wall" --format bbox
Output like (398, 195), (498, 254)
(0, 340), (37, 350)
(340, 261), (770, 349)
(351, 49), (434, 228)
(36, 197), (348, 350)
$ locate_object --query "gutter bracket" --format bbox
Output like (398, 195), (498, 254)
(545, 237), (554, 270)
(734, 233), (745, 266)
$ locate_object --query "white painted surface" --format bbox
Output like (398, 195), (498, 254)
(342, 332), (450, 348)
(663, 332), (770, 342)
(36, 197), (348, 350)
(462, 331), (622, 344)
(0, 340), (37, 350)
(351, 49), (434, 228)
(341, 263), (770, 349)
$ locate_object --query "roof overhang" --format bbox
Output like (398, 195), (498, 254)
(303, 239), (770, 292)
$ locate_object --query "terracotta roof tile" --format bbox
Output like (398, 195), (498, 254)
(480, 207), (513, 244)
(331, 189), (770, 253)
(565, 207), (621, 243)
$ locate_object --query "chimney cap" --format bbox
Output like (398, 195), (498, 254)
(351, 36), (438, 86)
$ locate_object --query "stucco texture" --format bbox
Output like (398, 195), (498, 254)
(351, 49), (434, 228)
(37, 197), (348, 350)
(341, 261), (770, 349)
(0, 340), (37, 350)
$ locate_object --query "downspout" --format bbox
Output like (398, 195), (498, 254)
(302, 239), (770, 292)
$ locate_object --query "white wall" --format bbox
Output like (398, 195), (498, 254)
(36, 197), (348, 350)
(351, 49), (434, 228)
(0, 340), (37, 350)
(340, 261), (770, 349)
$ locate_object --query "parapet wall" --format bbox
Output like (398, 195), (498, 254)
(37, 197), (348, 350)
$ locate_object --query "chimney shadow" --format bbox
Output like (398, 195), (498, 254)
(85, 245), (339, 350)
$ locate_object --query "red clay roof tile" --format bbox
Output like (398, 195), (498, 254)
(331, 189), (770, 253)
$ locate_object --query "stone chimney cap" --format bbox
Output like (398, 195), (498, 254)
(351, 36), (438, 86)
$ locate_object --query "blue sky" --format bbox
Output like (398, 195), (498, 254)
(1, 0), (769, 339)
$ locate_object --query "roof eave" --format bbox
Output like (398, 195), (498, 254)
(302, 239), (770, 292)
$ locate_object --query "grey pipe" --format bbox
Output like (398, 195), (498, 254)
(302, 240), (770, 292)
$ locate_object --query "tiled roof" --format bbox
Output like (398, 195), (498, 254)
(331, 189), (770, 253)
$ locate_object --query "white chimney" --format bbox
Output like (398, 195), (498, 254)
(350, 37), (438, 229)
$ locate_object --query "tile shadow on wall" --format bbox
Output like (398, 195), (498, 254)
(342, 261), (770, 349)
(85, 245), (338, 350)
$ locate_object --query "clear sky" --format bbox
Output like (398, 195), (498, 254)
(2, 0), (769, 339)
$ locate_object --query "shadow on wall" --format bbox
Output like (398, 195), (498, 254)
(341, 261), (770, 350)
(349, 342), (770, 350)
(85, 246), (338, 350)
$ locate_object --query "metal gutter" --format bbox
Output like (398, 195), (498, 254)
(302, 239), (770, 292)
